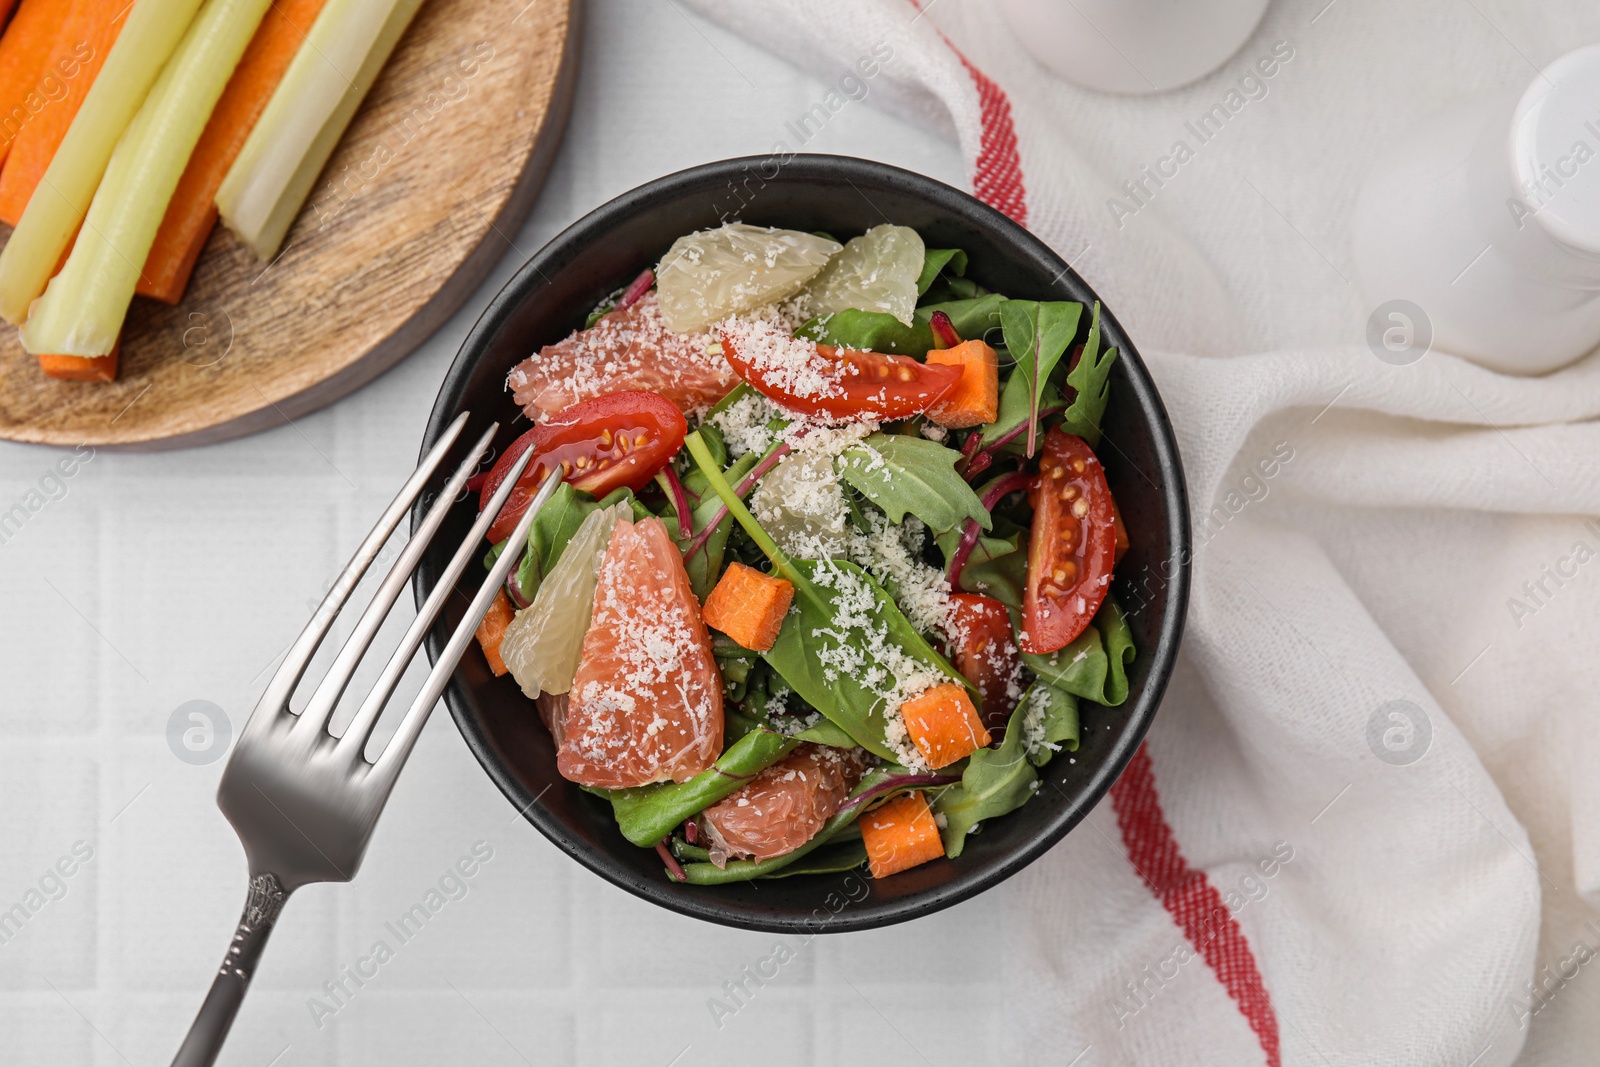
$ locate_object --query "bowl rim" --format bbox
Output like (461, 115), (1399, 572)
(415, 153), (1191, 933)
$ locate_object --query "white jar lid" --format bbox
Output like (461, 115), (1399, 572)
(1511, 44), (1600, 254)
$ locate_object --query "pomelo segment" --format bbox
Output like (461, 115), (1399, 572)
(797, 224), (924, 326)
(556, 517), (724, 788)
(655, 223), (840, 334)
(500, 502), (626, 699)
(701, 743), (869, 861)
(508, 292), (738, 420)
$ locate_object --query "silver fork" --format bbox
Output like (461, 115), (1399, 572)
(170, 411), (560, 1067)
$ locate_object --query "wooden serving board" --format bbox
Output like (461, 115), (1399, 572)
(0, 0), (579, 450)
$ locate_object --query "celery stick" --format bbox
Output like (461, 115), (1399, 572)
(20, 0), (275, 356)
(216, 0), (428, 260)
(0, 0), (206, 325)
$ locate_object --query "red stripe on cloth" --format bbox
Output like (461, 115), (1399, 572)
(953, 55), (1027, 226)
(907, 0), (1028, 225)
(1111, 745), (1282, 1067)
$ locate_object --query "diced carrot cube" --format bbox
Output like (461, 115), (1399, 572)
(900, 682), (990, 769)
(925, 340), (998, 429)
(475, 589), (515, 677)
(861, 791), (945, 877)
(700, 560), (794, 652)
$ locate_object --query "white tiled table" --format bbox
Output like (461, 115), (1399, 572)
(0, 3), (995, 1065)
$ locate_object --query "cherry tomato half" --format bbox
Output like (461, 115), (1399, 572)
(719, 332), (961, 421)
(480, 390), (687, 543)
(1019, 428), (1117, 655)
(946, 593), (1024, 730)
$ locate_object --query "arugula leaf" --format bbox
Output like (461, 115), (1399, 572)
(1020, 682), (1080, 767)
(980, 375), (1063, 451)
(916, 248), (968, 295)
(796, 294), (1009, 354)
(999, 300), (1083, 456)
(1059, 302), (1116, 447)
(1018, 596), (1135, 707)
(933, 701), (1039, 857)
(837, 433), (989, 535)
(686, 432), (969, 760)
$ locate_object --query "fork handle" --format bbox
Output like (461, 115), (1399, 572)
(171, 872), (291, 1067)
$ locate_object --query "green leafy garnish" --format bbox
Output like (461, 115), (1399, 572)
(793, 718), (860, 748)
(837, 433), (989, 536)
(933, 702), (1039, 858)
(686, 432), (969, 760)
(1020, 682), (1080, 767)
(916, 248), (968, 295)
(509, 482), (602, 602)
(999, 300), (1083, 456)
(796, 294), (1009, 354)
(760, 838), (868, 878)
(1018, 597), (1135, 707)
(934, 523), (1028, 609)
(1059, 302), (1116, 447)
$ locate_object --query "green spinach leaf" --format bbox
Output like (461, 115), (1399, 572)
(686, 432), (969, 760)
(760, 839), (868, 878)
(1059, 302), (1116, 447)
(1018, 596), (1134, 707)
(916, 248), (968, 295)
(1020, 682), (1080, 767)
(509, 482), (601, 602)
(793, 718), (860, 748)
(837, 433), (989, 535)
(796, 294), (1009, 354)
(598, 727), (798, 846)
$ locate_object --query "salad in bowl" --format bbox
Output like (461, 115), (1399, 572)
(464, 219), (1138, 888)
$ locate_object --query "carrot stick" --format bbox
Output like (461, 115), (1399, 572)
(0, 0), (77, 166)
(38, 336), (119, 381)
(136, 0), (326, 303)
(475, 589), (515, 676)
(0, 0), (19, 32)
(0, 0), (130, 226)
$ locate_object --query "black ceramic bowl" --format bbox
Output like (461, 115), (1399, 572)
(413, 155), (1189, 933)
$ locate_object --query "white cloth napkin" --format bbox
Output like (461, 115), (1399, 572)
(683, 1), (1600, 1063)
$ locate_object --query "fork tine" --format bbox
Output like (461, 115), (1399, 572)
(256, 411), (472, 720)
(364, 462), (562, 791)
(333, 443), (549, 759)
(289, 422), (499, 741)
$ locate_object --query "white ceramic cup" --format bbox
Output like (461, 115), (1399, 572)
(996, 0), (1273, 95)
(1351, 44), (1600, 375)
